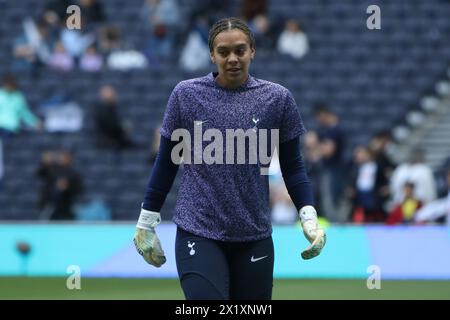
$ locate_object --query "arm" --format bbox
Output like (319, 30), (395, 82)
(141, 135), (180, 211)
(278, 136), (326, 260)
(134, 135), (180, 267)
(18, 94), (40, 129)
(278, 136), (314, 210)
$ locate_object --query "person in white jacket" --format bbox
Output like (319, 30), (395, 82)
(414, 169), (450, 225)
(277, 19), (309, 60)
(390, 149), (437, 205)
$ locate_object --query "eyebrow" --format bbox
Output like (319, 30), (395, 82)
(216, 43), (248, 50)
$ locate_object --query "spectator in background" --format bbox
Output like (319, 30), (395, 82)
(93, 85), (135, 150)
(313, 104), (346, 222)
(277, 19), (309, 60)
(240, 0), (267, 21)
(0, 75), (42, 135)
(37, 92), (84, 133)
(13, 18), (54, 70)
(42, 0), (70, 39)
(37, 151), (58, 213)
(57, 1), (100, 60)
(97, 25), (148, 70)
(435, 157), (450, 197)
(386, 182), (422, 225)
(79, 0), (105, 29)
(43, 0), (72, 25)
(60, 27), (96, 60)
(369, 130), (395, 212)
(348, 145), (386, 223)
(98, 25), (121, 55)
(414, 168), (450, 225)
(142, 0), (182, 63)
(390, 148), (437, 206)
(240, 0), (280, 51)
(79, 45), (103, 72)
(370, 130), (395, 170)
(0, 75), (42, 184)
(45, 0), (105, 37)
(248, 14), (278, 50)
(48, 41), (75, 72)
(36, 150), (82, 220)
(179, 15), (211, 73)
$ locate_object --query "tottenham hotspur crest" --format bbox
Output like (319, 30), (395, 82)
(187, 241), (196, 256)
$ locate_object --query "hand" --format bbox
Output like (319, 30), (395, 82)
(134, 227), (166, 267)
(133, 208), (166, 267)
(299, 206), (326, 260)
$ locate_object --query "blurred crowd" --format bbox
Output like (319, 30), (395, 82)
(11, 0), (310, 73)
(0, 73), (134, 220)
(269, 104), (450, 226)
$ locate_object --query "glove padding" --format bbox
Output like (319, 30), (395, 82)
(133, 208), (166, 267)
(299, 206), (326, 260)
(301, 220), (326, 260)
(134, 227), (166, 267)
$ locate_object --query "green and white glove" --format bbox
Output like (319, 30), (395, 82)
(133, 208), (166, 267)
(299, 206), (326, 260)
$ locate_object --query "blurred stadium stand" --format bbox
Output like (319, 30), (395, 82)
(1, 0), (450, 221)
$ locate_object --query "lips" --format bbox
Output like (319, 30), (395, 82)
(228, 68), (241, 72)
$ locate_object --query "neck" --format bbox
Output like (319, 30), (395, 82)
(215, 73), (249, 89)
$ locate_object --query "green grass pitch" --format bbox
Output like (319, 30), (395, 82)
(1, 278), (450, 300)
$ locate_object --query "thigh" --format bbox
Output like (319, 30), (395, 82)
(228, 237), (274, 300)
(175, 227), (230, 300)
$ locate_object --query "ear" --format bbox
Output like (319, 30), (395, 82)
(210, 53), (216, 64)
(250, 47), (256, 60)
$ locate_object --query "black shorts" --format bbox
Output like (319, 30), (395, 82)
(175, 227), (274, 300)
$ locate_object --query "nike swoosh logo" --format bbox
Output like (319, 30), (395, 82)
(195, 120), (208, 125)
(251, 255), (268, 262)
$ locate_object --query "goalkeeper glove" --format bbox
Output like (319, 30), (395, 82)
(299, 205), (326, 260)
(133, 208), (166, 267)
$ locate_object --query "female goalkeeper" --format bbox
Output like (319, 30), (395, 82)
(133, 17), (326, 300)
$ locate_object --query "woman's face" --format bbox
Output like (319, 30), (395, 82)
(210, 29), (255, 88)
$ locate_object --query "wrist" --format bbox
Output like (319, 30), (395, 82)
(137, 207), (161, 230)
(299, 205), (317, 224)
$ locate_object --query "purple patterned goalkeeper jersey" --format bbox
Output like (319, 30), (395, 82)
(160, 72), (305, 241)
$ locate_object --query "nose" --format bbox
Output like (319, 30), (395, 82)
(228, 52), (238, 64)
